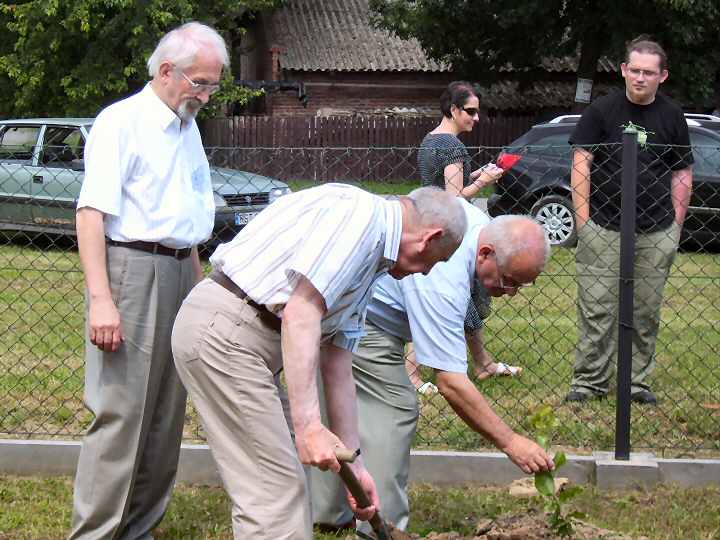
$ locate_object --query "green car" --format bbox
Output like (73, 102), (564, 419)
(0, 118), (291, 245)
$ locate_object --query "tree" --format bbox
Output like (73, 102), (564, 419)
(368, 0), (720, 108)
(0, 0), (281, 118)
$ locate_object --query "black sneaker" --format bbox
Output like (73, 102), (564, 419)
(631, 390), (658, 405)
(564, 391), (590, 403)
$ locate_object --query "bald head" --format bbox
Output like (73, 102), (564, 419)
(390, 187), (467, 279)
(475, 215), (550, 296)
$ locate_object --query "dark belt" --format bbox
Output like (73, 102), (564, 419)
(209, 269), (282, 333)
(106, 239), (193, 260)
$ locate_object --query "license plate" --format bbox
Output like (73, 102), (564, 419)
(235, 212), (258, 226)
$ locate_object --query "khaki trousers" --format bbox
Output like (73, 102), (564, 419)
(70, 246), (195, 540)
(572, 219), (680, 395)
(311, 322), (417, 535)
(171, 278), (312, 540)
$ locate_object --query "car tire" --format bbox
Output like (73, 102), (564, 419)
(530, 194), (577, 248)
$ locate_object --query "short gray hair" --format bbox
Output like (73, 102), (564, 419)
(407, 187), (467, 252)
(483, 214), (551, 270)
(147, 21), (230, 77)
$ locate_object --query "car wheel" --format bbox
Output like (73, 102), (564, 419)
(530, 194), (577, 248)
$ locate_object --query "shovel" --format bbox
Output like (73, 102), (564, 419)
(334, 448), (412, 540)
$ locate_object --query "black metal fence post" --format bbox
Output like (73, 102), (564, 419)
(615, 130), (638, 460)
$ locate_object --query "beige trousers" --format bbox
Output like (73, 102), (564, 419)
(171, 278), (312, 540)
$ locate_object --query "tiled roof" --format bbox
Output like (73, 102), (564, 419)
(541, 56), (617, 73)
(269, 0), (449, 72)
(269, 0), (618, 76)
(479, 81), (620, 110)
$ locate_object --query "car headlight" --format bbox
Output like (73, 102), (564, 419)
(269, 186), (292, 204)
(213, 192), (228, 208)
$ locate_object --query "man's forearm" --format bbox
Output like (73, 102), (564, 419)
(321, 344), (361, 451)
(435, 370), (514, 448)
(671, 166), (693, 226)
(571, 149), (592, 226)
(190, 247), (204, 283)
(76, 207), (112, 301)
(281, 290), (324, 436)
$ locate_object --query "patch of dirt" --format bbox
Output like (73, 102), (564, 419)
(366, 510), (648, 540)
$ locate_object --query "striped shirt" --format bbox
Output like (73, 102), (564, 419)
(78, 84), (215, 248)
(417, 133), (471, 189)
(210, 183), (402, 351)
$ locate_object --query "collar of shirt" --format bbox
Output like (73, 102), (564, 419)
(381, 198), (402, 268)
(141, 84), (191, 134)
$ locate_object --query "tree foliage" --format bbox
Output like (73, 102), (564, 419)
(368, 0), (720, 106)
(0, 0), (281, 118)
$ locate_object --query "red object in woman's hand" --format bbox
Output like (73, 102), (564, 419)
(496, 153), (522, 171)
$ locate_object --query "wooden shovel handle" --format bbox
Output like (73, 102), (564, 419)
(334, 448), (391, 540)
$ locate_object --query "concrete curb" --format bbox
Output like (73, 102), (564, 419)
(1, 440), (718, 489)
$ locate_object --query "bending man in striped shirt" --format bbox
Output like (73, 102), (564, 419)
(312, 203), (555, 536)
(170, 183), (466, 540)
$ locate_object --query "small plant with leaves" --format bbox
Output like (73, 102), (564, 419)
(529, 405), (585, 537)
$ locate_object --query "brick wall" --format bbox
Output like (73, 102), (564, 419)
(267, 70), (455, 116)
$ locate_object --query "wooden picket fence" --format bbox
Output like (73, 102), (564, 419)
(199, 115), (536, 183)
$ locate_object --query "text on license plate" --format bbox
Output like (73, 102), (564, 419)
(235, 212), (258, 226)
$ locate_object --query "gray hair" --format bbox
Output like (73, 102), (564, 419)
(147, 21), (230, 77)
(483, 214), (551, 270)
(407, 187), (467, 252)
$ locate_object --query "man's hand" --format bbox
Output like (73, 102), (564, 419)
(345, 463), (380, 522)
(295, 422), (343, 472)
(501, 433), (555, 474)
(88, 296), (124, 352)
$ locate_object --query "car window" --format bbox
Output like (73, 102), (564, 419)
(0, 126), (41, 162)
(690, 132), (720, 176)
(42, 126), (85, 167)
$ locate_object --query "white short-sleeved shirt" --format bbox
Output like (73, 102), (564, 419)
(77, 84), (215, 248)
(367, 199), (488, 373)
(210, 183), (402, 351)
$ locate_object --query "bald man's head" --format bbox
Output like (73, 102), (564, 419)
(474, 216), (550, 297)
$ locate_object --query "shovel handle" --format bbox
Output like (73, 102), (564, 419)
(334, 449), (391, 540)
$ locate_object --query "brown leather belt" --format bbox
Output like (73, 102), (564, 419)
(209, 269), (282, 333)
(107, 239), (192, 260)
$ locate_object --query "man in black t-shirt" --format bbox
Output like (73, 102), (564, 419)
(566, 37), (693, 405)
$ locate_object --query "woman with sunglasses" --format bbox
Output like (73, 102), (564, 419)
(418, 80), (504, 197)
(407, 81), (521, 392)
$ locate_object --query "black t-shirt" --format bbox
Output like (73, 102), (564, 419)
(417, 133), (471, 189)
(569, 90), (693, 232)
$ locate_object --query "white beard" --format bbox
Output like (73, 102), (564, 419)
(177, 98), (203, 122)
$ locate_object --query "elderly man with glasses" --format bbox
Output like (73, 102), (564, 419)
(311, 203), (555, 536)
(70, 22), (228, 540)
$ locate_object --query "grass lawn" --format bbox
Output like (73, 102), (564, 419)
(0, 240), (719, 456)
(1, 475), (719, 539)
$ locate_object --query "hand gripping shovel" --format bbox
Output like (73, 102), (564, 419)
(334, 448), (412, 540)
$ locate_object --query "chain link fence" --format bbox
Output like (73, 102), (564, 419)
(0, 135), (718, 458)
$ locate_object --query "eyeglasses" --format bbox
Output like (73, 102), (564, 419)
(461, 107), (480, 117)
(179, 71), (221, 95)
(626, 67), (661, 78)
(493, 253), (534, 291)
(498, 274), (533, 291)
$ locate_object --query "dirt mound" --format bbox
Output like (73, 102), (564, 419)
(378, 510), (648, 540)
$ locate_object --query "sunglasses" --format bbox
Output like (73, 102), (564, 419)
(460, 106), (480, 117)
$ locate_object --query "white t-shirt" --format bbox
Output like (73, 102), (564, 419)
(77, 84), (215, 248)
(367, 199), (488, 373)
